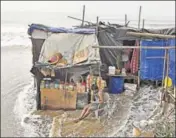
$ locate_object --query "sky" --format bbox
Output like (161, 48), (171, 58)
(1, 1), (175, 20)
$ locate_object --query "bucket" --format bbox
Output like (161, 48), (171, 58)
(109, 77), (124, 94)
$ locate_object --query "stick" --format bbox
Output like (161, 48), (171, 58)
(162, 49), (167, 87)
(96, 16), (99, 36)
(64, 70), (68, 110)
(127, 32), (175, 39)
(138, 6), (142, 29)
(125, 14), (127, 26)
(165, 49), (169, 92)
(92, 45), (175, 49)
(82, 5), (85, 26)
(68, 16), (94, 25)
(142, 19), (145, 29)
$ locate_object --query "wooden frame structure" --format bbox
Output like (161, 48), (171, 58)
(92, 32), (175, 104)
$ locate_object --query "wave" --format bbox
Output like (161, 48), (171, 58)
(13, 79), (52, 137)
(13, 79), (38, 137)
(1, 24), (31, 47)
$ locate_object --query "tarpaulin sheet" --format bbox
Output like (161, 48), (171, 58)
(28, 24), (95, 36)
(98, 27), (123, 68)
(168, 39), (176, 86)
(39, 33), (99, 65)
(140, 39), (166, 81)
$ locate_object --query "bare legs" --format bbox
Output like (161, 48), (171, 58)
(74, 104), (91, 123)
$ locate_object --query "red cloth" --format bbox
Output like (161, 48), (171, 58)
(130, 41), (139, 74)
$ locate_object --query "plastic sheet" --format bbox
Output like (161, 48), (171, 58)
(28, 24), (95, 35)
(140, 40), (166, 80)
(168, 39), (176, 86)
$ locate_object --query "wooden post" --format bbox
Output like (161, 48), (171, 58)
(137, 40), (141, 89)
(95, 16), (99, 61)
(138, 6), (142, 29)
(162, 49), (170, 115)
(165, 49), (169, 92)
(162, 49), (167, 87)
(125, 14), (127, 26)
(142, 19), (145, 29)
(81, 5), (85, 27)
(96, 16), (99, 36)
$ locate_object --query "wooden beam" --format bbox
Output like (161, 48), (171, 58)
(92, 45), (175, 49)
(127, 32), (175, 39)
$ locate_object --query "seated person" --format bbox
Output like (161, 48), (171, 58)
(74, 84), (106, 123)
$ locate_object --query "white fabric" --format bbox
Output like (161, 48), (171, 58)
(39, 33), (100, 65)
(31, 29), (50, 39)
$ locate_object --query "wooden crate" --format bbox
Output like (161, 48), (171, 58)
(41, 88), (77, 110)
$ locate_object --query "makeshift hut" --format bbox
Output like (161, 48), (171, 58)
(28, 23), (101, 110)
(28, 23), (175, 110)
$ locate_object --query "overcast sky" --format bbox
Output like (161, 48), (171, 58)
(1, 1), (175, 19)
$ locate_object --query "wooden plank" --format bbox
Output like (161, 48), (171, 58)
(107, 74), (138, 79)
(127, 32), (175, 39)
(41, 88), (65, 110)
(41, 88), (77, 110)
(65, 90), (77, 110)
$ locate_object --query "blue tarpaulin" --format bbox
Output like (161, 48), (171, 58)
(168, 39), (176, 86)
(28, 23), (95, 36)
(140, 39), (166, 81)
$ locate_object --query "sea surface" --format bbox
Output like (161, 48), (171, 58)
(1, 11), (175, 137)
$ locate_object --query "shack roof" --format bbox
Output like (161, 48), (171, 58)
(28, 23), (96, 36)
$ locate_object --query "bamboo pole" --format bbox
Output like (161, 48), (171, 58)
(142, 19), (145, 29)
(162, 49), (170, 115)
(165, 49), (169, 92)
(92, 45), (175, 49)
(162, 49), (167, 87)
(96, 16), (99, 36)
(137, 40), (141, 89)
(138, 6), (142, 29)
(68, 16), (94, 25)
(81, 5), (85, 27)
(64, 70), (68, 110)
(127, 32), (175, 39)
(125, 14), (127, 26)
(95, 16), (99, 57)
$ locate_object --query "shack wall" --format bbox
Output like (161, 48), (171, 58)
(168, 39), (176, 86)
(140, 39), (166, 81)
